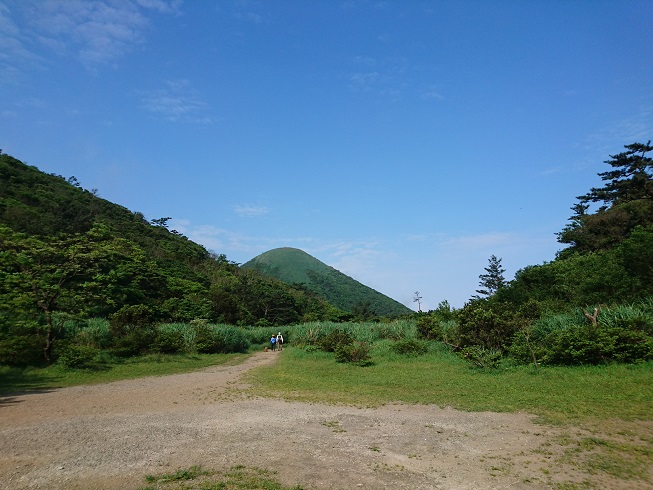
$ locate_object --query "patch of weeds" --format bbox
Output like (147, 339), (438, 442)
(140, 465), (304, 489)
(424, 424), (444, 433)
(391, 339), (428, 356)
(320, 420), (346, 432)
(144, 465), (208, 484)
(577, 436), (609, 451)
(584, 453), (637, 478)
(369, 445), (381, 452)
(555, 483), (592, 490)
(555, 432), (653, 486)
(485, 456), (513, 477)
(372, 462), (404, 473)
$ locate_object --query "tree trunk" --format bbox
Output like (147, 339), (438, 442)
(582, 307), (599, 327)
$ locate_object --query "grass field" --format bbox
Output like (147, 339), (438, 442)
(246, 342), (653, 426)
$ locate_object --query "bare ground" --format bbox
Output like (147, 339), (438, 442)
(0, 352), (649, 489)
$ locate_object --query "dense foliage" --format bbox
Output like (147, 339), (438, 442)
(0, 153), (343, 365)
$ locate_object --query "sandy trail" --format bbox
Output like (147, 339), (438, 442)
(0, 352), (616, 489)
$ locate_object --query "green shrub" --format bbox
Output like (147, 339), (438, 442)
(195, 325), (220, 354)
(94, 350), (121, 364)
(55, 342), (99, 368)
(459, 345), (502, 369)
(317, 329), (354, 352)
(456, 300), (522, 351)
(111, 326), (158, 357)
(615, 316), (653, 335)
(75, 318), (112, 349)
(508, 330), (547, 365)
(391, 339), (428, 356)
(511, 321), (653, 366)
(416, 315), (441, 340)
(109, 304), (158, 337)
(334, 341), (372, 366)
(611, 328), (653, 363)
(543, 327), (614, 365)
(0, 335), (44, 367)
(192, 325), (248, 354)
(154, 329), (185, 354)
(540, 323), (652, 366)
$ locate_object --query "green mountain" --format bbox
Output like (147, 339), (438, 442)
(242, 247), (412, 317)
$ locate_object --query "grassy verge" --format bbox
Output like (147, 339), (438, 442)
(0, 352), (250, 394)
(140, 465), (304, 490)
(245, 343), (653, 425)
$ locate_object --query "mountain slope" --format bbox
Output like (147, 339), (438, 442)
(241, 247), (412, 317)
(0, 153), (339, 327)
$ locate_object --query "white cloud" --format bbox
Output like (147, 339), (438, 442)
(438, 232), (516, 252)
(170, 221), (252, 256)
(3, 0), (181, 71)
(346, 55), (409, 98)
(0, 3), (44, 81)
(140, 79), (212, 123)
(352, 55), (377, 67)
(582, 105), (653, 161)
(135, 0), (183, 15)
(349, 71), (380, 92)
(233, 204), (270, 217)
(422, 88), (445, 101)
(232, 0), (269, 24)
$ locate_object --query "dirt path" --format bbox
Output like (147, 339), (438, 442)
(0, 352), (616, 489)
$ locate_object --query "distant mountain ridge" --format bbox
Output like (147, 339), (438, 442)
(241, 247), (411, 317)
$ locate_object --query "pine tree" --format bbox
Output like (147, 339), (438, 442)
(474, 255), (506, 298)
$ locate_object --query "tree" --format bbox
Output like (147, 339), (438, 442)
(413, 291), (423, 312)
(352, 300), (375, 321)
(474, 255), (506, 299)
(150, 217), (172, 228)
(557, 141), (653, 254)
(0, 225), (111, 361)
(0, 224), (167, 362)
(579, 141), (653, 206)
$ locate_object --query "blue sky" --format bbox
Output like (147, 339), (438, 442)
(1, 0), (652, 310)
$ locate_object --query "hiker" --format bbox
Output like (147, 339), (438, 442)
(270, 334), (277, 351)
(276, 332), (284, 351)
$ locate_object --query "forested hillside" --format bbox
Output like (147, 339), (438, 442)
(0, 153), (343, 364)
(242, 247), (411, 317)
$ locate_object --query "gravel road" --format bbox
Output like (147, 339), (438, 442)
(0, 352), (615, 489)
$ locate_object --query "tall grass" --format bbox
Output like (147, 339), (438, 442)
(531, 298), (653, 339)
(158, 322), (198, 351)
(70, 317), (112, 349)
(62, 320), (251, 354)
(280, 320), (417, 346)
